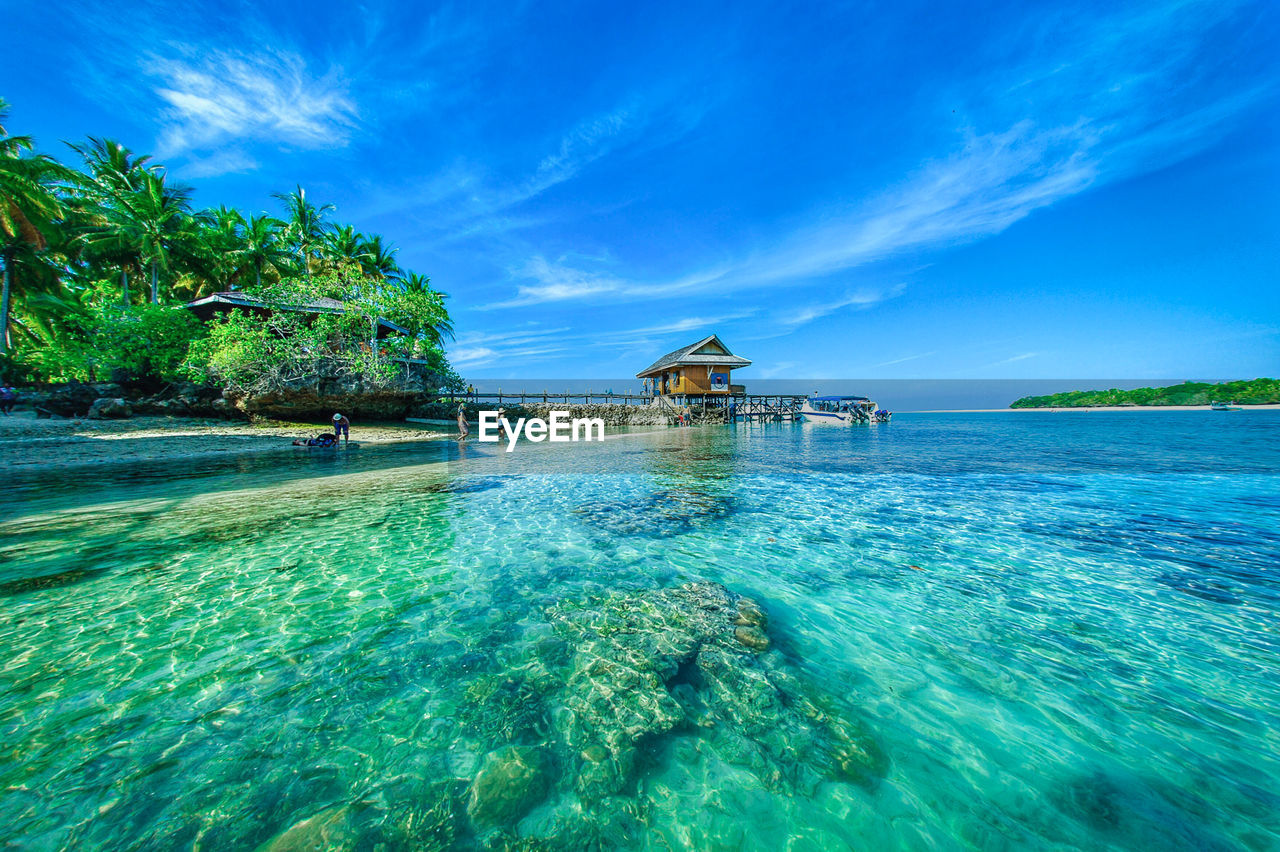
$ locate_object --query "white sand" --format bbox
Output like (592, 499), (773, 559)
(0, 412), (455, 472)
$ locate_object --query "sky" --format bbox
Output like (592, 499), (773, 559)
(3, 0), (1278, 381)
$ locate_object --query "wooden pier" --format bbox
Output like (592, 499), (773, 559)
(439, 390), (809, 423)
(727, 395), (807, 422)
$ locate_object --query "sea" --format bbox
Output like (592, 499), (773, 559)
(1, 412), (1277, 850)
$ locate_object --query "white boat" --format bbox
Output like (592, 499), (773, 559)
(799, 396), (877, 425)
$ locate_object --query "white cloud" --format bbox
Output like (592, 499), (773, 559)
(481, 255), (624, 308)
(145, 47), (357, 170)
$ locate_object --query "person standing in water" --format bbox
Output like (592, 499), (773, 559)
(457, 403), (469, 438)
(331, 413), (350, 444)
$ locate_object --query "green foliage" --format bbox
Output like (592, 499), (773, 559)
(184, 270), (464, 394)
(97, 304), (207, 382)
(0, 99), (462, 389)
(8, 303), (207, 383)
(1010, 379), (1280, 408)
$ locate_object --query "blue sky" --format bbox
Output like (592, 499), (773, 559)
(4, 0), (1278, 380)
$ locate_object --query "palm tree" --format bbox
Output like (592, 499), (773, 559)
(400, 271), (433, 293)
(240, 213), (291, 289)
(1, 99), (66, 353)
(187, 206), (250, 293)
(67, 137), (152, 195)
(323, 224), (368, 270)
(394, 269), (454, 346)
(272, 185), (333, 278)
(107, 170), (194, 304)
(70, 138), (193, 304)
(360, 233), (401, 280)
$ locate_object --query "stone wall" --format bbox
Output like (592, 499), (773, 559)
(519, 402), (673, 426)
(413, 400), (679, 426)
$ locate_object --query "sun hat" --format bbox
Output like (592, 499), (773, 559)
(333, 413), (343, 421)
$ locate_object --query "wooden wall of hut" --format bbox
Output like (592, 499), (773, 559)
(672, 365), (737, 394)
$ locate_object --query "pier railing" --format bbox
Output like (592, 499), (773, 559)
(435, 390), (811, 421)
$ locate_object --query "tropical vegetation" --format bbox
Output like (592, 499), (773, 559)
(0, 97), (459, 391)
(1010, 379), (1280, 408)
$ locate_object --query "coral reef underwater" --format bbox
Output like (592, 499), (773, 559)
(254, 582), (886, 850)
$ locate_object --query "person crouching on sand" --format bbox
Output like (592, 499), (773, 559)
(457, 403), (469, 439)
(331, 413), (350, 443)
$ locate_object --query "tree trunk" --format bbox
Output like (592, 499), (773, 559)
(1, 249), (13, 354)
(151, 260), (159, 304)
(255, 262), (261, 289)
(122, 268), (129, 306)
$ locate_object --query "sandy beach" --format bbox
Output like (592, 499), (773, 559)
(0, 411), (454, 473)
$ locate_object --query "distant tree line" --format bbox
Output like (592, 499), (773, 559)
(0, 97), (459, 390)
(1010, 379), (1280, 408)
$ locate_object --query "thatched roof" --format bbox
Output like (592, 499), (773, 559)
(636, 334), (751, 378)
(185, 291), (409, 338)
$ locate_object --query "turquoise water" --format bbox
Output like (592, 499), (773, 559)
(2, 413), (1278, 851)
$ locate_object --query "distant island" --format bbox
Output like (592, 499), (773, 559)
(1010, 378), (1280, 409)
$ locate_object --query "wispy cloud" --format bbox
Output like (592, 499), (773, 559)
(145, 47), (357, 169)
(479, 0), (1271, 310)
(629, 120), (1101, 298)
(448, 325), (576, 369)
(480, 120), (1108, 308)
(983, 352), (1041, 368)
(874, 351), (937, 368)
(447, 310), (757, 369)
(758, 361), (799, 379)
(482, 255), (625, 308)
(176, 149), (260, 179)
(355, 96), (703, 242)
(775, 284), (907, 329)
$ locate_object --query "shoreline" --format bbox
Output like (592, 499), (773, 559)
(0, 412), (456, 473)
(6, 404), (1276, 472)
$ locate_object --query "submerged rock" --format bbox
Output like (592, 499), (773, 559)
(468, 746), (551, 827)
(545, 582), (887, 804)
(255, 805), (355, 852)
(572, 489), (733, 537)
(428, 581), (886, 847)
(461, 673), (552, 744)
(734, 625), (770, 651)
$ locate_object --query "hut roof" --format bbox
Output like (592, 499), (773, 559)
(185, 291), (410, 338)
(636, 334), (751, 378)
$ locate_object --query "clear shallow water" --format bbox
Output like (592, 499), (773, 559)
(2, 413), (1278, 851)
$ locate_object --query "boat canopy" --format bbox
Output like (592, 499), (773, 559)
(811, 395), (869, 401)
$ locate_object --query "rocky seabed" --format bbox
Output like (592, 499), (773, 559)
(253, 581), (887, 851)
